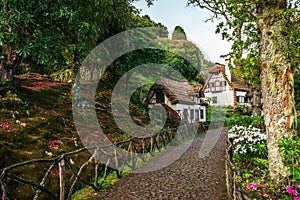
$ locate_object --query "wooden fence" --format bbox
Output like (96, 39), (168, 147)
(0, 123), (202, 200)
(225, 137), (251, 200)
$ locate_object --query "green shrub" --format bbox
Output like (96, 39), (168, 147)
(225, 104), (252, 116)
(279, 138), (300, 184)
(206, 105), (227, 121)
(226, 115), (265, 131)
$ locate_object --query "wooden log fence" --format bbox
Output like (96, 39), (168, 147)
(0, 123), (203, 200)
(225, 137), (251, 200)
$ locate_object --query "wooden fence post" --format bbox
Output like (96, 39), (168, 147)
(0, 171), (9, 200)
(58, 157), (65, 200)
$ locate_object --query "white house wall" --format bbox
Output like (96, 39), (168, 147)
(204, 71), (234, 106)
(175, 104), (206, 123)
(205, 90), (234, 106)
(150, 92), (207, 123)
(204, 67), (249, 107)
(236, 91), (247, 97)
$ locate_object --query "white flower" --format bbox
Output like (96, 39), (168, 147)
(229, 125), (266, 153)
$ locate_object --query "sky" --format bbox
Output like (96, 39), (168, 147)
(133, 0), (232, 64)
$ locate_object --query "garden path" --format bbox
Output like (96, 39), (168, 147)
(92, 128), (229, 200)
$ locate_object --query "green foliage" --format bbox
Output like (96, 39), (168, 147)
(232, 51), (261, 86)
(0, 93), (25, 111)
(155, 37), (213, 83)
(226, 115), (265, 130)
(279, 138), (300, 184)
(206, 105), (227, 121)
(172, 26), (187, 40)
(252, 158), (269, 170)
(187, 0), (299, 118)
(0, 0), (133, 77)
(294, 71), (300, 111)
(226, 104), (252, 116)
(132, 14), (168, 37)
(51, 69), (74, 83)
(101, 28), (212, 91)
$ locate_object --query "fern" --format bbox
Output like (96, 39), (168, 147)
(51, 69), (74, 83)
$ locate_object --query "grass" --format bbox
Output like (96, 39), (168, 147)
(0, 73), (205, 199)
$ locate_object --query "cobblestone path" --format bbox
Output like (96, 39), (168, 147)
(92, 128), (229, 200)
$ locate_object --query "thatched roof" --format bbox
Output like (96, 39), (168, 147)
(203, 63), (250, 92)
(143, 78), (207, 105)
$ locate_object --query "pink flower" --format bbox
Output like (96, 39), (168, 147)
(48, 140), (60, 149)
(252, 183), (258, 190)
(294, 197), (300, 200)
(287, 185), (297, 195)
(103, 134), (112, 141)
(260, 179), (265, 183)
(51, 110), (60, 116)
(89, 140), (96, 145)
(92, 131), (99, 138)
(82, 138), (89, 146)
(298, 185), (300, 189)
(264, 184), (269, 189)
(68, 137), (76, 141)
(7, 128), (14, 132)
(50, 170), (60, 175)
(64, 128), (70, 132)
(1, 122), (9, 129)
(246, 183), (252, 190)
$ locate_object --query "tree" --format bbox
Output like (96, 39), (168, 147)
(172, 26), (187, 40)
(156, 37), (213, 83)
(188, 0), (300, 185)
(294, 71), (300, 111)
(0, 0), (133, 81)
(132, 14), (168, 37)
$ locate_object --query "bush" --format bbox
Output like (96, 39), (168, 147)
(206, 105), (227, 121)
(279, 138), (300, 199)
(225, 104), (252, 116)
(228, 125), (267, 156)
(226, 115), (265, 131)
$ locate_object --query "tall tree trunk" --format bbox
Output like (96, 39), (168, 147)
(258, 0), (296, 185)
(0, 46), (18, 81)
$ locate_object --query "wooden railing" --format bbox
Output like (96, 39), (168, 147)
(0, 123), (202, 200)
(225, 137), (251, 200)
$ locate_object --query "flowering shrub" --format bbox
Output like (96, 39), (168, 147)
(279, 139), (300, 199)
(244, 179), (277, 199)
(228, 125), (267, 154)
(0, 121), (15, 133)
